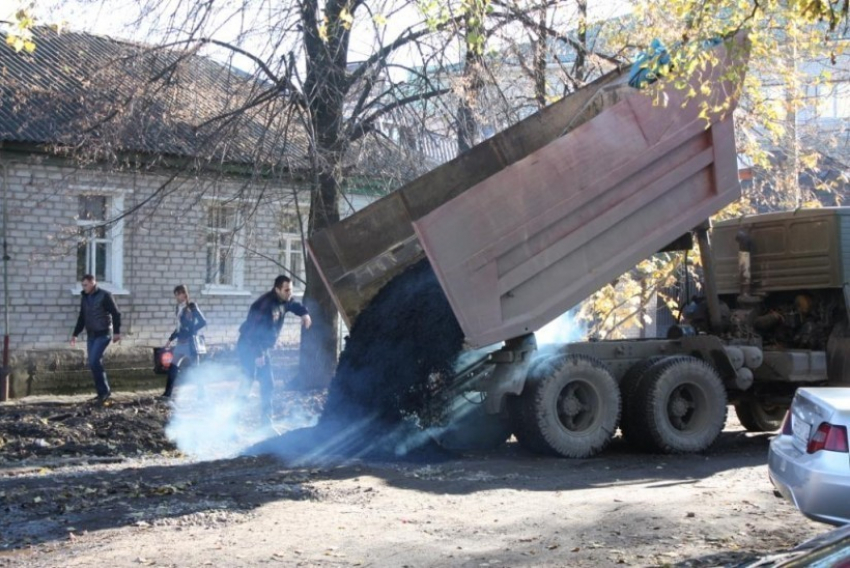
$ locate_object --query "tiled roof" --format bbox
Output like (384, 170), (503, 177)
(0, 27), (311, 170)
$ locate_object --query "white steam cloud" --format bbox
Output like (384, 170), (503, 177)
(536, 309), (585, 345)
(163, 361), (319, 461)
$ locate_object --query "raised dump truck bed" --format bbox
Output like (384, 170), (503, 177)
(308, 64), (631, 329)
(309, 35), (747, 347)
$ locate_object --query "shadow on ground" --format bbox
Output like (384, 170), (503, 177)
(1, 415), (776, 551)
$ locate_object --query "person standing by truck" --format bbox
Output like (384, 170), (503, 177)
(70, 274), (121, 406)
(236, 275), (311, 426)
(161, 284), (207, 399)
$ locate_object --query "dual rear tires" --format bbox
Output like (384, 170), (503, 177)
(621, 356), (727, 453)
(509, 355), (727, 457)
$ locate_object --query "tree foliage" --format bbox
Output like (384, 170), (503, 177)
(610, 0), (849, 210)
(576, 0), (850, 340)
(2, 3), (38, 53)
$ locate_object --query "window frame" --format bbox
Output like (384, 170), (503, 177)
(202, 201), (248, 296)
(278, 211), (307, 292)
(70, 189), (128, 295)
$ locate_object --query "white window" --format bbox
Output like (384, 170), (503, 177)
(204, 203), (245, 293)
(76, 194), (125, 290)
(279, 211), (306, 291)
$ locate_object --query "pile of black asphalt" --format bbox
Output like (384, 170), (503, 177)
(250, 259), (465, 463)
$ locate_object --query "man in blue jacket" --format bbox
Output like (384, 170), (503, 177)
(71, 274), (122, 406)
(236, 275), (311, 425)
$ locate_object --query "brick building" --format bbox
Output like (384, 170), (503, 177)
(0, 29), (389, 396)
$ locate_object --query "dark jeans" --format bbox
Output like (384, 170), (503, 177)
(237, 344), (274, 420)
(164, 341), (199, 397)
(87, 334), (112, 398)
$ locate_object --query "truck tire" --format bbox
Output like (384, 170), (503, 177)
(510, 354), (620, 458)
(619, 356), (664, 445)
(631, 356), (727, 453)
(733, 401), (786, 432)
(508, 352), (569, 455)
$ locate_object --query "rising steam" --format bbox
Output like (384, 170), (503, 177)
(164, 361), (319, 461)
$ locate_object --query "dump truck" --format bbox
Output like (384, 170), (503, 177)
(308, 33), (850, 458)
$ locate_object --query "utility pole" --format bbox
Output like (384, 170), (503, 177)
(1, 160), (9, 401)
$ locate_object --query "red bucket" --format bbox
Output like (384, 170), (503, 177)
(153, 347), (174, 375)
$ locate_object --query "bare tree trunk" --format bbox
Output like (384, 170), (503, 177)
(784, 34), (801, 209)
(573, 0), (588, 83)
(297, 172), (340, 389)
(533, 8), (547, 109)
(457, 9), (487, 154)
(295, 0), (348, 389)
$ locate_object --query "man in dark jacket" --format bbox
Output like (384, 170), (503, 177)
(236, 275), (311, 424)
(71, 274), (122, 405)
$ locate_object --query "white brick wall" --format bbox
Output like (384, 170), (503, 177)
(0, 156), (313, 354)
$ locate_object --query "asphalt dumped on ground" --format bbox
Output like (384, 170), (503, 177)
(250, 259), (466, 462)
(0, 397), (178, 463)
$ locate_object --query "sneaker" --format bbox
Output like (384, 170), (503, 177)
(157, 394), (171, 401)
(97, 392), (113, 407)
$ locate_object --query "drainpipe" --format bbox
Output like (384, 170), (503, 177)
(1, 159), (9, 401)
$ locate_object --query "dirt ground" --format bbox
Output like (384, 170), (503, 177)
(0, 386), (830, 568)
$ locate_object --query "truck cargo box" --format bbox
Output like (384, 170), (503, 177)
(309, 34), (748, 347)
(308, 65), (632, 328)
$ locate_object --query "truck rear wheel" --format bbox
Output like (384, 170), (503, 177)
(733, 401), (786, 432)
(619, 356), (664, 445)
(510, 355), (620, 458)
(631, 356), (727, 453)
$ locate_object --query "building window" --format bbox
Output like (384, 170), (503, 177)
(206, 204), (240, 287)
(76, 194), (124, 288)
(279, 212), (306, 290)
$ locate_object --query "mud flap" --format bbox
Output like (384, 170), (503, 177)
(434, 395), (512, 451)
(827, 320), (850, 385)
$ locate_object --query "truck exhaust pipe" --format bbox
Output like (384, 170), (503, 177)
(695, 222), (724, 334)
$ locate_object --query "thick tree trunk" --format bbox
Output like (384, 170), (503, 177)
(296, 170), (341, 389)
(457, 30), (486, 153)
(296, 256), (339, 389)
(573, 0), (588, 83)
(294, 0), (350, 389)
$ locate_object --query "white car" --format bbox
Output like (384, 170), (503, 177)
(768, 387), (850, 526)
